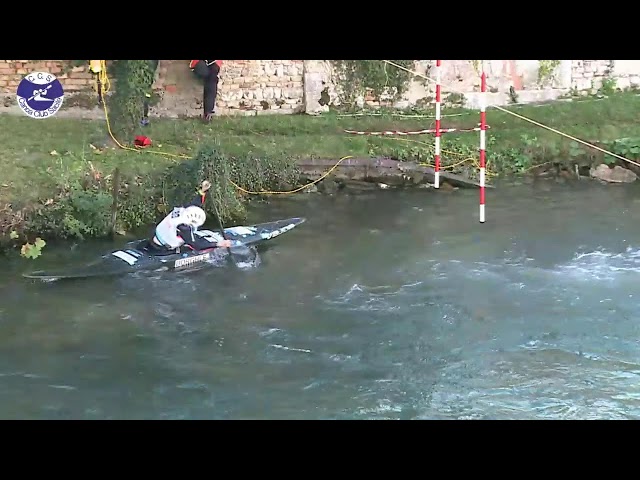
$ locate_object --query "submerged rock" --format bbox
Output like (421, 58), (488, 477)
(317, 178), (340, 194)
(589, 164), (637, 183)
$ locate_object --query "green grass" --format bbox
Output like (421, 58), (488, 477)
(2, 90), (640, 210)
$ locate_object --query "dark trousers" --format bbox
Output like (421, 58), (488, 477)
(202, 63), (220, 115)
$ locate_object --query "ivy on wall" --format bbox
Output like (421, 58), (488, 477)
(330, 60), (415, 108)
(107, 60), (158, 137)
(67, 60), (157, 137)
(538, 60), (561, 85)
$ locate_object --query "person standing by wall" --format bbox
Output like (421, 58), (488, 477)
(189, 60), (222, 122)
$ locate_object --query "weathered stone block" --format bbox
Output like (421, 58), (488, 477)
(572, 78), (591, 90)
(616, 77), (631, 90)
(226, 90), (243, 101)
(595, 62), (611, 74)
(302, 61), (332, 114)
(285, 65), (300, 76)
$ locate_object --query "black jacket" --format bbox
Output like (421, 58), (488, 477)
(175, 191), (225, 250)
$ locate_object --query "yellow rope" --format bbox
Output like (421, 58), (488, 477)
(96, 61), (190, 160)
(94, 61), (351, 194)
(229, 156), (353, 194)
(90, 60), (111, 96)
(382, 60), (640, 169)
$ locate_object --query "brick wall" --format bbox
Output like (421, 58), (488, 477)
(0, 60), (94, 94)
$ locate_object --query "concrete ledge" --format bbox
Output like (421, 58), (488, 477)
(0, 92), (302, 120)
(463, 89), (571, 109)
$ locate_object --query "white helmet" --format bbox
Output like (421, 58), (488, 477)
(182, 205), (206, 228)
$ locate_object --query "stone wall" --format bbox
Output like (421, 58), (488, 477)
(1, 60), (640, 117)
(597, 60), (640, 91)
(151, 60), (305, 118)
(305, 60), (640, 112)
(217, 60), (304, 113)
(568, 60), (640, 92)
(570, 60), (614, 91)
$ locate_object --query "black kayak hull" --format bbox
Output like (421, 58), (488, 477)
(23, 217), (305, 281)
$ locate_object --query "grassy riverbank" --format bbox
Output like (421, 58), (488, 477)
(2, 90), (640, 252)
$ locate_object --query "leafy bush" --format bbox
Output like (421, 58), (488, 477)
(162, 142), (300, 223)
(27, 186), (113, 240)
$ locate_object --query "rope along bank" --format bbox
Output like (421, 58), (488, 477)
(88, 60), (352, 196)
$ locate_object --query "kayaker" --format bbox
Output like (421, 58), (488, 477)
(149, 180), (232, 252)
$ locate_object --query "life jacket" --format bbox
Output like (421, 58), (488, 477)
(153, 207), (188, 249)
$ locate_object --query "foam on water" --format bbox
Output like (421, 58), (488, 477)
(311, 240), (640, 419)
(557, 246), (640, 281)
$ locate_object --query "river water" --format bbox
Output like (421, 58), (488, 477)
(3, 179), (640, 419)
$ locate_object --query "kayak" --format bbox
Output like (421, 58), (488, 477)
(23, 216), (306, 281)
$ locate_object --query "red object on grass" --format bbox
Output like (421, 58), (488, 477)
(134, 135), (152, 148)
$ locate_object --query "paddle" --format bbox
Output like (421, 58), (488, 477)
(203, 181), (237, 267)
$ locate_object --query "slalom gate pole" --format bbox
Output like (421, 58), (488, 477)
(479, 68), (487, 223)
(434, 60), (442, 189)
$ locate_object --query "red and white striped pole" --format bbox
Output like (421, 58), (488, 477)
(479, 68), (487, 223)
(434, 60), (442, 189)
